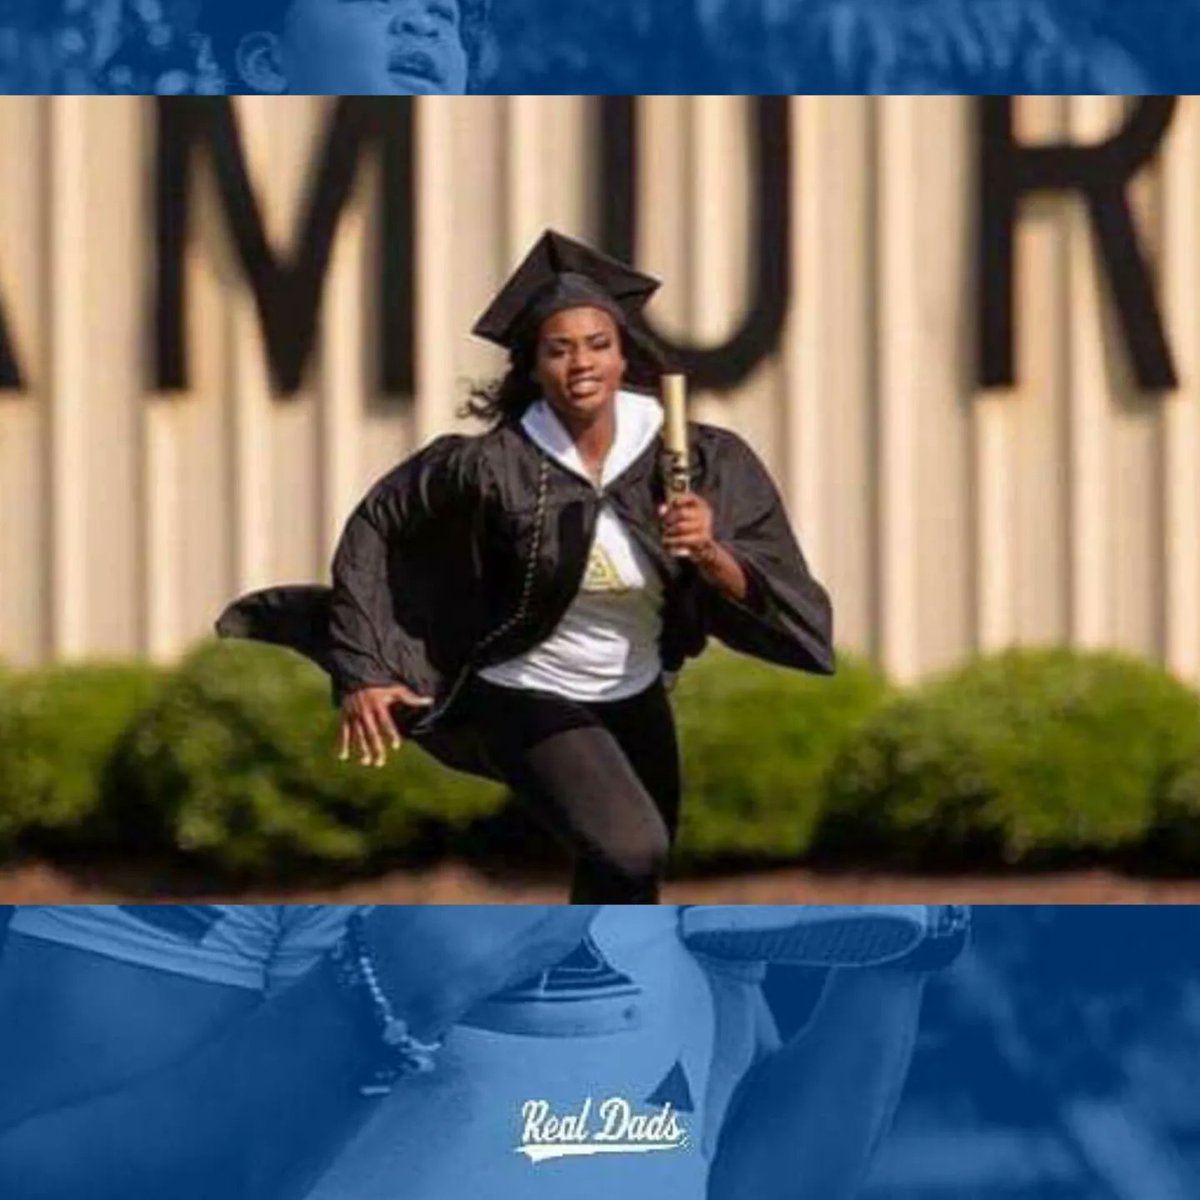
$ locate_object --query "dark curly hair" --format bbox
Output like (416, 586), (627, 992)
(463, 320), (670, 428)
(199, 0), (492, 91)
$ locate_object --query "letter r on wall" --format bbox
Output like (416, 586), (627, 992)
(978, 96), (1178, 391)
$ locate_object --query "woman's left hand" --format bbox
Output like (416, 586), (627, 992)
(660, 493), (718, 563)
(660, 493), (751, 602)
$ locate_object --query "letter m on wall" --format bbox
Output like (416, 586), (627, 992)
(155, 98), (415, 396)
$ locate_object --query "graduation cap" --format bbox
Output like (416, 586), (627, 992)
(473, 230), (661, 350)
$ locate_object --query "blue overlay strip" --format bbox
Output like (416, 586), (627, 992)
(0, 1), (1179, 95)
(0, 904), (1197, 1197)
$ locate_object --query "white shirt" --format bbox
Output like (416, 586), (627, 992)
(479, 390), (666, 702)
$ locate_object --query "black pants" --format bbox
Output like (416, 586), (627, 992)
(417, 676), (681, 904)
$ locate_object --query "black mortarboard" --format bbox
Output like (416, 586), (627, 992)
(472, 230), (661, 349)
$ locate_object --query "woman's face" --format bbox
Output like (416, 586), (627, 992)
(277, 0), (469, 94)
(533, 307), (627, 428)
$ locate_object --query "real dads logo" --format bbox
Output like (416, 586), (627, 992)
(515, 1096), (690, 1164)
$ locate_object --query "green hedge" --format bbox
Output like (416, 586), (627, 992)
(108, 641), (506, 879)
(1146, 752), (1200, 872)
(0, 663), (163, 854)
(816, 649), (1200, 868)
(4, 643), (1200, 879)
(671, 647), (891, 867)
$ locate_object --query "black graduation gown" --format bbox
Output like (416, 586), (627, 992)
(216, 420), (835, 745)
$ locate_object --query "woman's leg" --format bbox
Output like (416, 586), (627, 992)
(466, 680), (674, 904)
(569, 679), (682, 902)
(589, 679), (682, 840)
(523, 726), (671, 904)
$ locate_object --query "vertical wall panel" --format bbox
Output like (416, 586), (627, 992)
(639, 98), (690, 347)
(263, 98), (324, 591)
(452, 98), (509, 398)
(317, 157), (368, 562)
(875, 98), (921, 684)
(911, 96), (974, 676)
(973, 95), (1022, 657)
(0, 99), (46, 666)
(80, 99), (144, 658)
(45, 97), (88, 659)
(800, 97), (875, 658)
(414, 99), (459, 445)
(0, 103), (45, 667)
(503, 96), (546, 263)
(785, 95), (829, 578)
(1162, 97), (1200, 679)
(222, 101), (275, 609)
(541, 96), (593, 237)
(687, 98), (762, 450)
(1010, 96), (1072, 652)
(171, 129), (238, 651)
(1065, 96), (1117, 651)
(358, 106), (414, 496)
(1113, 99), (1167, 661)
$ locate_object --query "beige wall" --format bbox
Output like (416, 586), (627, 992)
(0, 95), (1196, 685)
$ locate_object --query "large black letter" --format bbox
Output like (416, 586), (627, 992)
(0, 292), (21, 390)
(156, 97), (414, 396)
(979, 96), (1177, 390)
(599, 97), (791, 391)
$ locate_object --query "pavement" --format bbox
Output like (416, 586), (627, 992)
(3, 862), (1200, 905)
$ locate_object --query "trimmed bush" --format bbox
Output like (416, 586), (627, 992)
(14, 641), (1200, 880)
(1146, 754), (1200, 871)
(817, 648), (1200, 867)
(0, 663), (163, 854)
(671, 646), (892, 866)
(109, 640), (506, 878)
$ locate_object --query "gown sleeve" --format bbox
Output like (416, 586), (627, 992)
(702, 428), (836, 675)
(215, 435), (480, 701)
(327, 434), (481, 698)
(325, 498), (409, 694)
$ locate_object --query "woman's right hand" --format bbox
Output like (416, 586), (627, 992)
(338, 684), (433, 767)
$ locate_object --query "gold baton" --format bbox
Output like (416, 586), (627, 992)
(661, 373), (691, 559)
(661, 373), (690, 499)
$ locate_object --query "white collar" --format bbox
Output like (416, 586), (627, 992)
(521, 390), (663, 489)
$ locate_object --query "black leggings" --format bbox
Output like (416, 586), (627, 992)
(417, 676), (681, 904)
